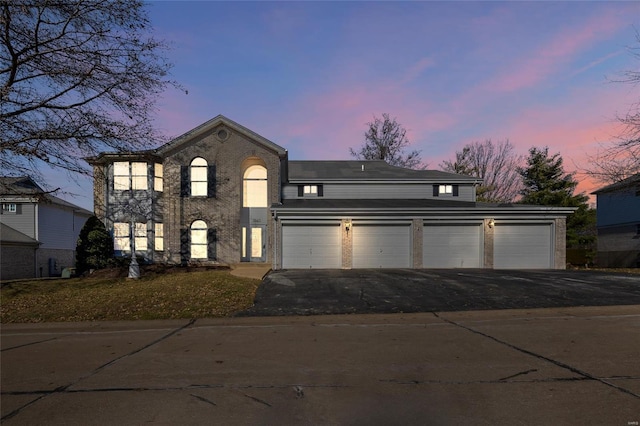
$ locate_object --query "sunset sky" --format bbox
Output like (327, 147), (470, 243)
(51, 1), (639, 210)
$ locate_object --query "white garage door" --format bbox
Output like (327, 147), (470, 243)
(353, 224), (411, 268)
(494, 223), (552, 269)
(423, 224), (482, 268)
(282, 224), (342, 269)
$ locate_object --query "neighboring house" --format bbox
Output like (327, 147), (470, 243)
(592, 174), (640, 268)
(0, 177), (93, 279)
(88, 115), (575, 270)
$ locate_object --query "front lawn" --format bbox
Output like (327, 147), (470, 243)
(0, 268), (260, 323)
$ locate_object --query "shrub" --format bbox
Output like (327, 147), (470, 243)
(76, 216), (114, 274)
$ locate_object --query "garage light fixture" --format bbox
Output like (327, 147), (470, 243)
(488, 219), (495, 228)
(345, 220), (351, 232)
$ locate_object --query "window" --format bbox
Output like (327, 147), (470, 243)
(155, 223), (164, 251)
(2, 203), (16, 213)
(113, 223), (147, 252)
(190, 220), (208, 259)
(134, 223), (147, 251)
(243, 165), (268, 207)
(154, 164), (163, 192)
(191, 157), (208, 196)
(298, 184), (323, 197)
(113, 162), (148, 190)
(439, 185), (453, 195)
(131, 162), (148, 190)
(433, 184), (459, 197)
(113, 223), (130, 252)
(113, 162), (130, 190)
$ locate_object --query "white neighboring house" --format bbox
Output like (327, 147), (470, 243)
(0, 176), (93, 280)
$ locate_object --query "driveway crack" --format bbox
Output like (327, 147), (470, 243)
(432, 312), (640, 400)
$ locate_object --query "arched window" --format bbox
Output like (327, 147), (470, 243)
(190, 157), (208, 196)
(190, 220), (208, 259)
(243, 165), (267, 207)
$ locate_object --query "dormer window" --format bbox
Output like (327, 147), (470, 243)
(298, 184), (323, 197)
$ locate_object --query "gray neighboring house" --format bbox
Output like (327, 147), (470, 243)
(0, 177), (93, 280)
(592, 173), (640, 268)
(88, 115), (575, 270)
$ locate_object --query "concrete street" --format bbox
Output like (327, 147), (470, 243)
(2, 306), (639, 425)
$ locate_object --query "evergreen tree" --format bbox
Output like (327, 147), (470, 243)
(518, 147), (592, 247)
(76, 216), (114, 274)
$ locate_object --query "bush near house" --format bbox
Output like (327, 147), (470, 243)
(0, 266), (259, 323)
(75, 216), (114, 274)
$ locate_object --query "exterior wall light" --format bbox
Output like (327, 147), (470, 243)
(488, 219), (495, 228)
(345, 220), (351, 232)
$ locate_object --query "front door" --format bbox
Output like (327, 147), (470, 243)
(242, 225), (266, 262)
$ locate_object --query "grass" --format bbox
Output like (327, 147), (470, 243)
(0, 267), (260, 323)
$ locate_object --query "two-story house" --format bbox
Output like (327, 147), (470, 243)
(0, 176), (93, 280)
(592, 173), (640, 267)
(88, 115), (575, 270)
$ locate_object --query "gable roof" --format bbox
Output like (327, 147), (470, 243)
(0, 176), (43, 195)
(591, 173), (640, 195)
(0, 176), (93, 216)
(156, 114), (288, 157)
(287, 161), (481, 182)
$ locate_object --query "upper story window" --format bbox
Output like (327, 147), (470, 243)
(433, 184), (459, 197)
(297, 184), (323, 197)
(243, 165), (268, 207)
(439, 185), (453, 195)
(113, 162), (148, 190)
(190, 157), (208, 196)
(2, 203), (17, 213)
(154, 164), (163, 192)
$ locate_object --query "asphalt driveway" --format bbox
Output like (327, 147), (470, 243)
(239, 269), (640, 316)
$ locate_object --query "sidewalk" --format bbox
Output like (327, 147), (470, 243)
(2, 305), (639, 425)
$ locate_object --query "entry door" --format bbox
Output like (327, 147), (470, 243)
(243, 225), (266, 262)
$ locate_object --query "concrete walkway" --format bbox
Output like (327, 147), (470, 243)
(2, 305), (639, 425)
(229, 263), (271, 280)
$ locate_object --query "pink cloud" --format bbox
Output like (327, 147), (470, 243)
(482, 10), (626, 93)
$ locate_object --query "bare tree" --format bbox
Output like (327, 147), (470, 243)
(584, 28), (640, 184)
(349, 113), (425, 169)
(440, 139), (523, 203)
(1, 0), (178, 187)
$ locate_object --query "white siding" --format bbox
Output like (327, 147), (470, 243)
(283, 183), (476, 201)
(38, 204), (85, 249)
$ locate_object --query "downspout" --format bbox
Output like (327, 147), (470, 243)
(272, 210), (278, 270)
(34, 202), (39, 277)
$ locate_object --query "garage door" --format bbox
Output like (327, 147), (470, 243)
(423, 223), (482, 268)
(282, 224), (342, 269)
(494, 223), (552, 269)
(352, 224), (411, 268)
